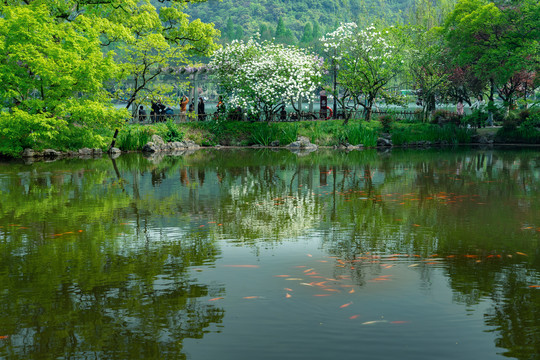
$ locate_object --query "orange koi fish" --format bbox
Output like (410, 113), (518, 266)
(340, 302), (353, 308)
(390, 321), (409, 324)
(303, 268), (315, 273)
(284, 288), (293, 292)
(274, 275), (291, 277)
(285, 293), (292, 298)
(209, 297), (224, 301)
(243, 296), (260, 299)
(528, 285), (540, 288)
(313, 294), (331, 297)
(349, 315), (360, 320)
(349, 289), (355, 294)
(516, 252), (528, 256)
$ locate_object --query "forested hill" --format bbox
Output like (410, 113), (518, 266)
(182, 0), (416, 44)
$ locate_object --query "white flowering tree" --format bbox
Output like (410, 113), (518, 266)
(321, 23), (406, 122)
(210, 38), (323, 121)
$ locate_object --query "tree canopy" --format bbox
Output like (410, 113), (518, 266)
(0, 0), (219, 156)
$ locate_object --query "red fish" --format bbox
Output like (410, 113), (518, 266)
(0, 335), (8, 340)
(349, 315), (360, 319)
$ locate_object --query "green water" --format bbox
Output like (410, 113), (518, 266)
(0, 148), (539, 359)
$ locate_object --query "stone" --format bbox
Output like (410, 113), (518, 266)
(377, 137), (393, 147)
(92, 148), (103, 156)
(142, 142), (160, 153)
(287, 136), (317, 150)
(151, 135), (166, 147)
(108, 147), (121, 155)
(184, 140), (200, 149)
(79, 148), (93, 155)
(22, 148), (34, 157)
(270, 140), (280, 147)
(43, 149), (61, 157)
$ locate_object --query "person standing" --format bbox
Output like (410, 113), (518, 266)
(180, 95), (189, 122)
(198, 97), (206, 121)
(138, 105), (147, 122)
(456, 100), (464, 117)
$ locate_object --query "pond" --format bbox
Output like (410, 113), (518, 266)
(0, 148), (539, 359)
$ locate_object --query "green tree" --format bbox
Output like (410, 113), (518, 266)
(443, 0), (540, 110)
(225, 16), (235, 40)
(0, 3), (126, 156)
(0, 0), (219, 156)
(300, 23), (313, 44)
(322, 23), (407, 122)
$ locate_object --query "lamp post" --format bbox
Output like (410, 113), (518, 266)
(333, 58), (337, 119)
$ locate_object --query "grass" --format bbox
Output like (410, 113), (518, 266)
(118, 118), (486, 151)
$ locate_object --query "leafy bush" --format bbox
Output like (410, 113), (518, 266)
(430, 109), (460, 126)
(462, 109), (488, 128)
(379, 114), (393, 133)
(153, 119), (184, 143)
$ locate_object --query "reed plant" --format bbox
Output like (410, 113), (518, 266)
(345, 123), (378, 146)
(116, 125), (153, 151)
(251, 124), (277, 145)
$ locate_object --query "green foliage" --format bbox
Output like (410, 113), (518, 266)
(430, 109), (461, 126)
(340, 123), (378, 147)
(391, 123), (473, 145)
(379, 115), (394, 133)
(185, 0), (416, 46)
(0, 109), (64, 156)
(153, 119), (185, 143)
(116, 125), (154, 151)
(251, 125), (276, 146)
(461, 109), (488, 128)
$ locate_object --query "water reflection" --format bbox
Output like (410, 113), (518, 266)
(0, 148), (539, 359)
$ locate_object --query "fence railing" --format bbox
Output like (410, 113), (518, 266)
(130, 109), (421, 124)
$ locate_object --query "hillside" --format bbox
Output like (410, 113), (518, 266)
(183, 0), (415, 44)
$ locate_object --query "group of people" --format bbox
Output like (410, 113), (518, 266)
(137, 96), (208, 122)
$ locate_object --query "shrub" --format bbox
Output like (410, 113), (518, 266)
(430, 109), (461, 126)
(379, 114), (393, 133)
(462, 110), (488, 128)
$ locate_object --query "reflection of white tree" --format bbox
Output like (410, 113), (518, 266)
(225, 174), (322, 242)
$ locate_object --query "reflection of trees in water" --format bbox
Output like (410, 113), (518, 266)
(2, 148), (540, 358)
(484, 268), (540, 359)
(0, 160), (224, 359)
